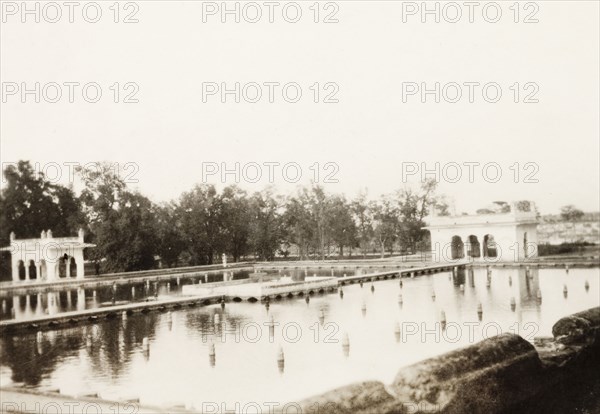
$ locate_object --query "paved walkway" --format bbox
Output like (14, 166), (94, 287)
(0, 387), (190, 413)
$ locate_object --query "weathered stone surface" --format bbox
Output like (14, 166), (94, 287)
(552, 307), (600, 344)
(533, 336), (561, 351)
(284, 381), (403, 414)
(389, 333), (544, 413)
(573, 307), (600, 323)
(515, 309), (600, 413)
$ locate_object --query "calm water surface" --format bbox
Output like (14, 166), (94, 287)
(0, 271), (252, 320)
(1, 267), (598, 409)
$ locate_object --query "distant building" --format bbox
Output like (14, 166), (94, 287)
(424, 201), (538, 262)
(0, 229), (95, 282)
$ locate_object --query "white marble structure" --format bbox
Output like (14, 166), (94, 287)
(1, 229), (95, 281)
(424, 201), (539, 262)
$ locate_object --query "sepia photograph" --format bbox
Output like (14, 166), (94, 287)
(0, 1), (599, 413)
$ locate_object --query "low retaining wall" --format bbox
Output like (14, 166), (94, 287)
(284, 307), (600, 414)
(0, 294), (224, 333)
(0, 264), (254, 296)
(262, 277), (338, 297)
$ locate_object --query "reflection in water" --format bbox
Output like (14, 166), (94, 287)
(394, 323), (401, 342)
(277, 346), (284, 374)
(0, 267), (598, 408)
(209, 341), (216, 368)
(342, 333), (350, 358)
(453, 266), (466, 287)
(0, 271), (252, 321)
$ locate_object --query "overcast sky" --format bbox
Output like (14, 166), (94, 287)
(1, 0), (598, 215)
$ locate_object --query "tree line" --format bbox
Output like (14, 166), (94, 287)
(0, 161), (448, 274)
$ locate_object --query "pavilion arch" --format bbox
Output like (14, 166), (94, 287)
(18, 260), (26, 280)
(450, 236), (464, 260)
(467, 235), (481, 258)
(56, 256), (67, 278)
(28, 260), (37, 279)
(69, 257), (77, 277)
(422, 229), (433, 253)
(56, 255), (78, 278)
(483, 234), (498, 258)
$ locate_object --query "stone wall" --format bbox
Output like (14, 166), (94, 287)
(538, 215), (600, 245)
(283, 307), (600, 414)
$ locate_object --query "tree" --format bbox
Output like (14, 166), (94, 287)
(396, 179), (441, 253)
(416, 179), (438, 221)
(433, 196), (451, 216)
(309, 186), (330, 260)
(282, 188), (317, 260)
(177, 184), (224, 265)
(515, 200), (532, 212)
(154, 202), (184, 268)
(326, 195), (357, 258)
(77, 162), (158, 272)
(351, 191), (373, 258)
(396, 188), (421, 252)
(283, 185), (354, 260)
(104, 191), (158, 272)
(493, 201), (511, 213)
(248, 189), (283, 261)
(560, 205), (585, 244)
(0, 161), (84, 244)
(371, 196), (399, 258)
(220, 186), (251, 262)
(560, 205), (584, 222)
(77, 162), (127, 223)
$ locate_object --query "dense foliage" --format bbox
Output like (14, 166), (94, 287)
(1, 161), (452, 273)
